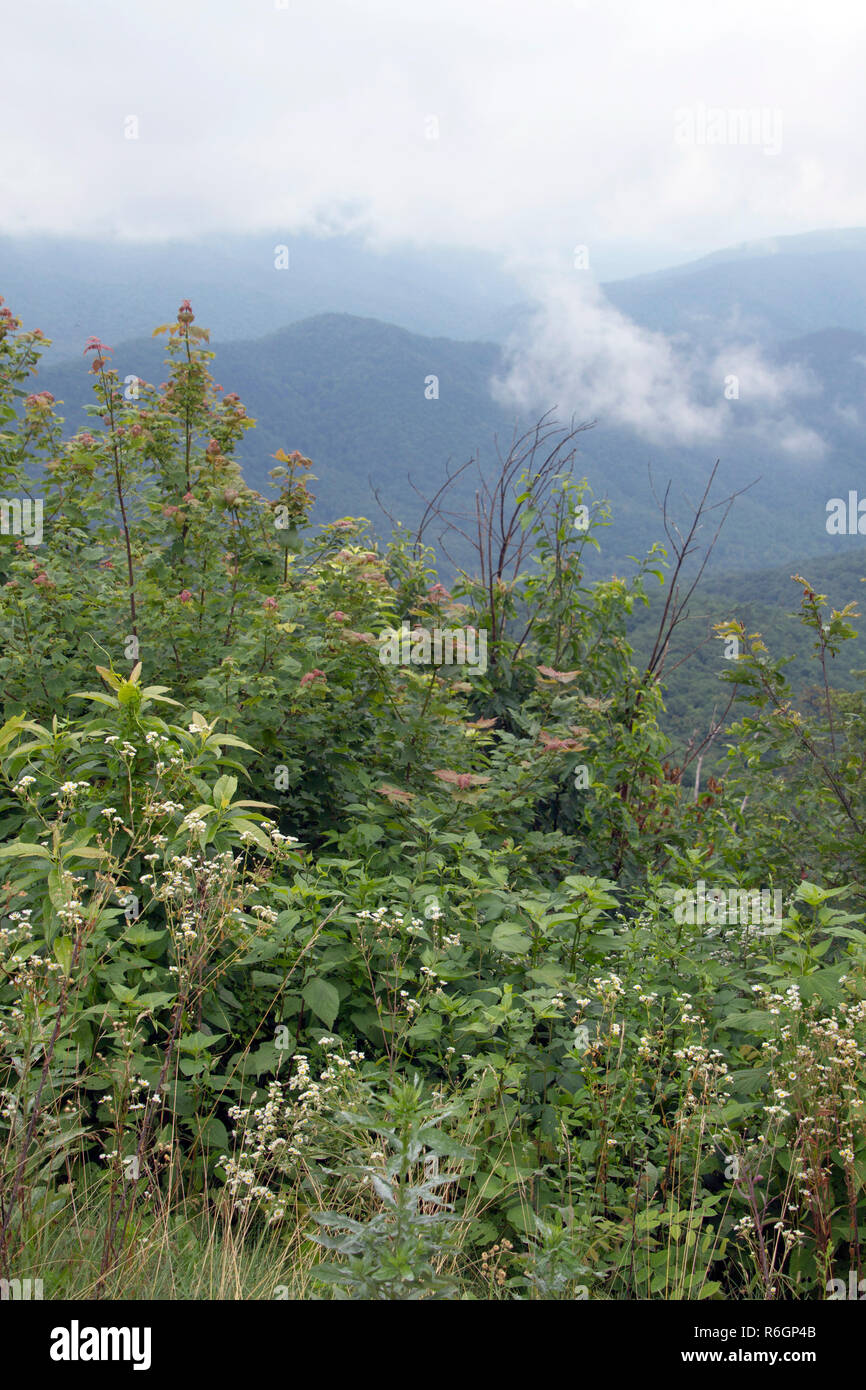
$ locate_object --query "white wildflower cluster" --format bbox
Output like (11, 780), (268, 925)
(259, 821), (299, 848)
(633, 985), (659, 1006)
(174, 917), (198, 944)
(591, 973), (625, 1003)
(357, 906), (401, 934)
(221, 1043), (366, 1224)
(2, 927), (65, 1001)
(419, 964), (448, 993)
(56, 780), (90, 801)
(356, 905), (432, 942)
(250, 904), (279, 925)
(1, 907), (34, 943)
(57, 897), (85, 929)
(0, 907), (40, 1024)
(752, 982), (803, 1018)
(0, 1087), (19, 1123)
(672, 1043), (731, 1113)
(124, 1076), (160, 1114)
(126, 848), (267, 966)
(734, 989), (866, 1220)
(12, 774), (36, 793)
(144, 730), (179, 773)
(144, 851), (231, 902)
(672, 991), (702, 1025)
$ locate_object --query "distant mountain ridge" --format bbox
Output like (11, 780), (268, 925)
(605, 230), (866, 345)
(10, 226), (866, 580)
(0, 231), (525, 359)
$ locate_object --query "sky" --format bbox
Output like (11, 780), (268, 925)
(2, 0), (865, 449)
(2, 0), (865, 280)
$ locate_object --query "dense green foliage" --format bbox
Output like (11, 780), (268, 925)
(30, 315), (866, 584)
(1, 296), (866, 1301)
(628, 551), (866, 774)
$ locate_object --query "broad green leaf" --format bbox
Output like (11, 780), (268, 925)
(490, 921), (532, 955)
(303, 977), (340, 1030)
(53, 936), (74, 976)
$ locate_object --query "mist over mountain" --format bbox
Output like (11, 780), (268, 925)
(11, 226), (866, 583)
(604, 229), (866, 344)
(0, 231), (525, 358)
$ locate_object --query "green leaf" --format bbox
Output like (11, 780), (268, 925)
(302, 977), (340, 1030)
(212, 774), (238, 810)
(226, 818), (272, 850)
(177, 1031), (226, 1055)
(53, 937), (74, 976)
(490, 921), (532, 955)
(0, 841), (51, 860)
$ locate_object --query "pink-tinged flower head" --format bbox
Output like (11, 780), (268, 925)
(263, 596), (278, 610)
(300, 668), (325, 687)
(177, 300), (195, 325)
(177, 589), (193, 603)
(328, 610), (350, 623)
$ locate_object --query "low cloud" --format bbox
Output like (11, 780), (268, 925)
(491, 271), (826, 455)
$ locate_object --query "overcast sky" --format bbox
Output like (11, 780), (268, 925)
(3, 0), (864, 449)
(2, 0), (865, 279)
